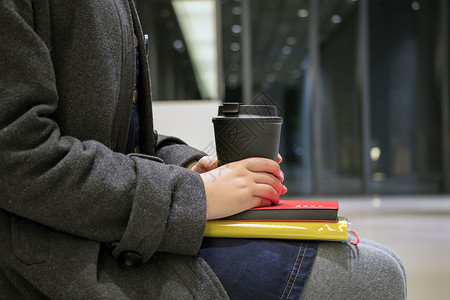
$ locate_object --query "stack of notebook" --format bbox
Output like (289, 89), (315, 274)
(204, 200), (359, 244)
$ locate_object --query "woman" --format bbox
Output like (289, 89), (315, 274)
(0, 0), (406, 299)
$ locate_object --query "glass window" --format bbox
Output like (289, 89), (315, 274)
(369, 0), (442, 194)
(136, 0), (219, 100)
(136, 0), (450, 196)
(318, 0), (362, 194)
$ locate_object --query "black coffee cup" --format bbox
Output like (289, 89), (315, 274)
(212, 103), (283, 166)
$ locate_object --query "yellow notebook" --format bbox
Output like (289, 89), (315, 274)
(205, 217), (349, 242)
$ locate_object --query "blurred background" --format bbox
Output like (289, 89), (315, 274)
(135, 0), (449, 298)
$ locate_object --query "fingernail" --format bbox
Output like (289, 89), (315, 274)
(280, 171), (284, 181)
(282, 185), (288, 194)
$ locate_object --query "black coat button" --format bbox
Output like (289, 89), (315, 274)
(118, 251), (142, 268)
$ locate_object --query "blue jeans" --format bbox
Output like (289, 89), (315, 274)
(199, 238), (318, 300)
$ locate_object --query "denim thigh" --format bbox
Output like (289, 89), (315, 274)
(199, 238), (318, 300)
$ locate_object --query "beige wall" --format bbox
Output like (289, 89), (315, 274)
(152, 100), (220, 156)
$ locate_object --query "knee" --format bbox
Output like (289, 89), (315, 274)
(354, 244), (407, 299)
(301, 241), (407, 300)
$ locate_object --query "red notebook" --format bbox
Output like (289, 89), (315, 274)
(220, 200), (339, 221)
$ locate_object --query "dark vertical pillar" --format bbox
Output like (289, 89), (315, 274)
(309, 0), (322, 195)
(440, 0), (450, 192)
(241, 0), (253, 104)
(216, 0), (225, 101)
(359, 0), (372, 194)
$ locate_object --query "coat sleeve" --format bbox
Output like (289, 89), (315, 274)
(0, 0), (206, 262)
(155, 133), (208, 167)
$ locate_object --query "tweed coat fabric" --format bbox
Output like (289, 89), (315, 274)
(0, 0), (228, 298)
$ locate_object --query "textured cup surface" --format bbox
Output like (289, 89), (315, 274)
(212, 103), (283, 165)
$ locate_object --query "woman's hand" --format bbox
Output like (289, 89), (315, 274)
(200, 157), (287, 220)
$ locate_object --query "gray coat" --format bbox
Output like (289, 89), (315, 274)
(0, 0), (227, 298)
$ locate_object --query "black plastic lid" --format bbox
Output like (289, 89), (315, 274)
(213, 102), (282, 122)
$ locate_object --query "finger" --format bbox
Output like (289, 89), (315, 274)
(242, 158), (283, 182)
(202, 156), (219, 171)
(196, 156), (219, 173)
(252, 197), (273, 208)
(253, 172), (284, 195)
(282, 184), (288, 195)
(277, 154), (283, 164)
(253, 184), (280, 205)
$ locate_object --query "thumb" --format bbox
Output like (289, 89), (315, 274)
(198, 156), (218, 172)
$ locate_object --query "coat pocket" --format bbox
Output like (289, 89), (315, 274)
(11, 215), (49, 265)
